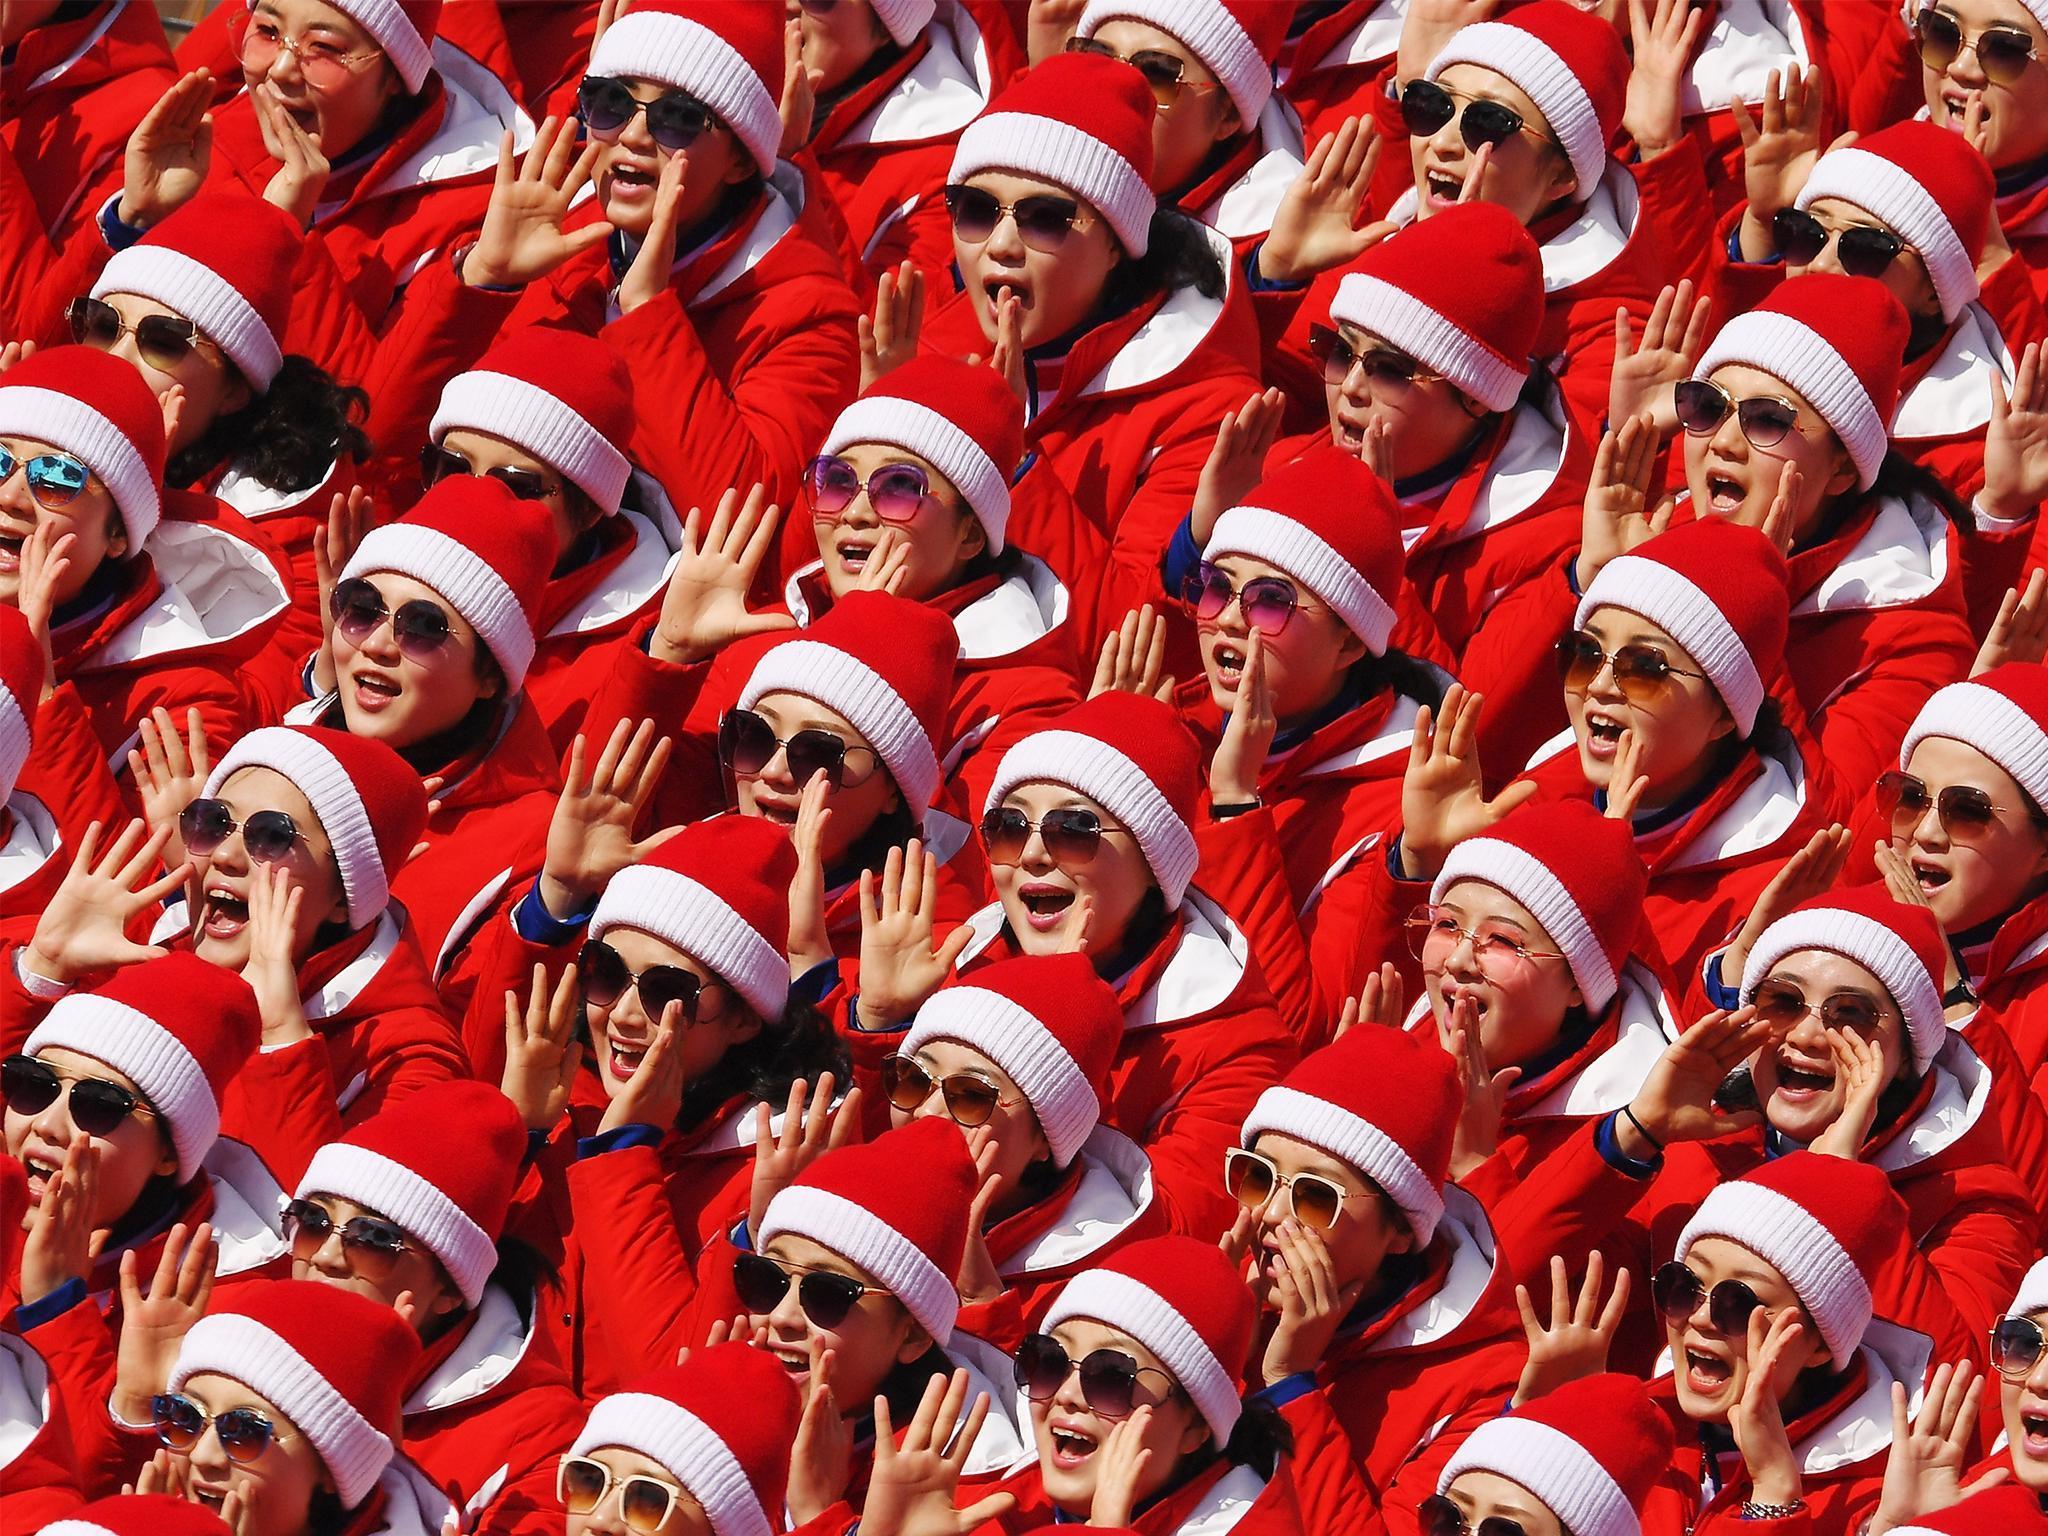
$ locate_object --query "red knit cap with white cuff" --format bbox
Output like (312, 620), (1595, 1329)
(903, 953), (1123, 1168)
(1075, 1), (1291, 125)
(1203, 445), (1405, 655)
(1424, 0), (1628, 201)
(869, 0), (937, 47)
(1796, 121), (1993, 326)
(590, 816), (796, 1021)
(1738, 882), (1948, 1074)
(738, 590), (958, 819)
(0, 345), (166, 545)
(314, 0), (442, 93)
(1575, 520), (1791, 737)
(951, 52), (1159, 256)
(430, 327), (635, 515)
(0, 606), (42, 800)
(1043, 1235), (1255, 1444)
(1431, 800), (1647, 1016)
(1675, 1150), (1909, 1362)
(204, 725), (427, 931)
(983, 693), (1202, 908)
(169, 1280), (421, 1509)
(821, 357), (1025, 553)
(1901, 662), (2048, 812)
(1328, 201), (1544, 413)
(295, 1080), (527, 1308)
(588, 0), (785, 176)
(1692, 272), (1908, 491)
(1888, 1486), (2048, 1536)
(92, 192), (300, 392)
(1241, 1025), (1459, 1245)
(41, 1493), (233, 1536)
(341, 475), (556, 691)
(757, 1117), (976, 1344)
(1439, 1373), (1675, 1536)
(2010, 1254), (2048, 1318)
(24, 953), (258, 1178)
(570, 1346), (802, 1536)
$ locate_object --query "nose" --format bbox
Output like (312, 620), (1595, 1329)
(186, 1430), (231, 1478)
(307, 1225), (353, 1276)
(1805, 236), (1844, 278)
(265, 36), (305, 88)
(983, 210), (1027, 262)
(1584, 651), (1626, 701)
(1707, 408), (1751, 460)
(757, 741), (799, 791)
(1018, 826), (1055, 872)
(1049, 1362), (1089, 1414)
(30, 1094), (73, 1147)
(1946, 43), (1990, 88)
(1784, 1011), (1827, 1051)
(1909, 797), (1949, 850)
(766, 1283), (808, 1338)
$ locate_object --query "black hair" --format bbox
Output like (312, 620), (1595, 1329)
(1222, 1397), (1295, 1478)
(676, 995), (850, 1133)
(309, 1486), (352, 1535)
(1102, 207), (1228, 311)
(168, 354), (371, 496)
(1740, 694), (1793, 760)
(1351, 648), (1449, 713)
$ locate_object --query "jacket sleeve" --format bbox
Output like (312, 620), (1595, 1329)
(1279, 1386), (1388, 1536)
(18, 1298), (125, 1494)
(579, 630), (730, 830)
(1809, 607), (1973, 802)
(1194, 806), (1322, 1042)
(567, 1140), (703, 1385)
(1629, 139), (1715, 292)
(1913, 1177), (2036, 1346)
(18, 683), (126, 850)
(1375, 1357), (1523, 1536)
(217, 1036), (349, 1191)
(1136, 1001), (1298, 1239)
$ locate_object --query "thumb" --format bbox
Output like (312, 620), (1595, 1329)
(958, 1493), (1020, 1528)
(1491, 779), (1541, 819)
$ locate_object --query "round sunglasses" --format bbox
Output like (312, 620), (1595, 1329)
(68, 296), (222, 374)
(0, 443), (94, 513)
(732, 1249), (891, 1330)
(1650, 1261), (1770, 1334)
(978, 804), (1129, 869)
(1673, 378), (1803, 449)
(1747, 977), (1885, 1037)
(330, 576), (457, 660)
(1, 1054), (157, 1137)
(1224, 1146), (1362, 1232)
(577, 938), (731, 1024)
(1991, 1313), (2048, 1379)
(943, 183), (1092, 253)
(1400, 78), (1556, 154)
(805, 455), (945, 524)
(577, 75), (726, 154)
(1555, 631), (1708, 703)
(718, 707), (881, 790)
(1914, 6), (2040, 85)
(151, 1391), (293, 1463)
(179, 798), (309, 864)
(1064, 34), (1223, 108)
(1875, 769), (2046, 842)
(1404, 904), (1567, 981)
(1421, 1493), (1532, 1536)
(234, 11), (380, 93)
(880, 1054), (1018, 1128)
(1306, 325), (1444, 391)
(1013, 1331), (1179, 1420)
(419, 443), (560, 503)
(1186, 561), (1307, 637)
(1771, 208), (1909, 280)
(557, 1455), (685, 1534)
(282, 1197), (424, 1283)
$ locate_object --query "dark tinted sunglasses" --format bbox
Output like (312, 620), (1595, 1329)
(577, 75), (723, 154)
(805, 455), (942, 523)
(1306, 324), (1442, 390)
(1421, 1494), (1529, 1536)
(1673, 378), (1802, 448)
(1224, 1147), (1354, 1232)
(880, 1054), (1015, 1127)
(1555, 631), (1708, 703)
(151, 1392), (287, 1463)
(1651, 1260), (1767, 1334)
(419, 443), (558, 502)
(557, 1456), (682, 1534)
(1991, 1314), (2047, 1378)
(0, 444), (93, 513)
(1914, 6), (2039, 84)
(732, 1249), (888, 1330)
(944, 184), (1090, 253)
(1771, 208), (1908, 279)
(282, 1196), (420, 1282)
(330, 576), (457, 659)
(1186, 560), (1303, 636)
(978, 805), (1126, 868)
(718, 706), (880, 789)
(1875, 769), (2043, 841)
(577, 938), (728, 1024)
(178, 797), (307, 863)
(68, 296), (220, 374)
(1064, 34), (1219, 107)
(1013, 1332), (1178, 1420)
(1748, 977), (1885, 1036)
(1400, 78), (1551, 152)
(1, 1054), (156, 1137)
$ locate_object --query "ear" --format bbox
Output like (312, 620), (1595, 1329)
(103, 508), (129, 563)
(152, 1141), (180, 1180)
(723, 1009), (765, 1049)
(955, 511), (988, 565)
(472, 649), (504, 701)
(1174, 1413), (1212, 1459)
(322, 885), (351, 930)
(1211, 96), (1243, 142)
(722, 152), (758, 188)
(1543, 148), (1580, 209)
(1332, 627), (1370, 672)
(1705, 699), (1740, 746)
(219, 370), (255, 418)
(893, 1316), (933, 1366)
(1822, 446), (1858, 502)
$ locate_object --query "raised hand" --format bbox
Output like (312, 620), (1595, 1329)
(855, 841), (973, 1031)
(851, 527), (913, 595)
(1577, 413), (1671, 590)
(1191, 388), (1286, 549)
(1334, 962), (1405, 1038)
(748, 1073), (861, 1243)
(252, 84), (329, 227)
(1397, 0), (1499, 88)
(980, 286), (1027, 406)
(133, 1447), (192, 1500)
(1089, 605), (1174, 702)
(501, 962), (582, 1132)
(1607, 281), (1710, 434)
(618, 149), (688, 315)
(786, 771), (837, 977)
(1974, 568), (2048, 676)
(1728, 1307), (1808, 1506)
(1980, 343), (2048, 522)
(1809, 1026), (1887, 1159)
(1871, 841), (1962, 995)
(1209, 630), (1276, 806)
(19, 1132), (101, 1304)
(1512, 1251), (1631, 1404)
(649, 484), (795, 664)
(1260, 1217), (1364, 1385)
(1602, 729), (1651, 822)
(127, 705), (209, 857)
(1623, 0), (1709, 159)
(242, 862), (311, 1047)
(1444, 993), (1521, 1178)
(786, 1344), (851, 1526)
(862, 1371), (1017, 1536)
(1732, 65), (1825, 260)
(594, 1005), (686, 1135)
(1260, 117), (1394, 283)
(461, 116), (611, 289)
(1870, 1362), (2007, 1535)
(112, 1221), (218, 1425)
(778, 17), (820, 158)
(1397, 685), (1537, 878)
(0, 339), (39, 375)
(121, 70), (215, 229)
(860, 260), (926, 392)
(1718, 823), (1849, 982)
(539, 719), (679, 915)
(312, 484), (374, 694)
(1617, 1007), (1773, 1157)
(15, 520), (73, 698)
(1089, 1406), (1158, 1530)
(1735, 460), (1803, 557)
(25, 820), (186, 986)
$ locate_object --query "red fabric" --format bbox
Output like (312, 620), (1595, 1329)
(0, 1334), (82, 1529)
(971, 1456), (1308, 1534)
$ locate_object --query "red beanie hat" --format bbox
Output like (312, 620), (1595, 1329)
(1426, 1), (1628, 199)
(93, 191), (301, 391)
(739, 590), (959, 818)
(1695, 272), (1907, 491)
(1328, 201), (1544, 412)
(822, 357), (1026, 551)
(431, 327), (635, 514)
(0, 345), (166, 544)
(1075, 0), (1292, 124)
(170, 1280), (421, 1507)
(591, 816), (797, 1020)
(984, 693), (1203, 907)
(206, 725), (427, 930)
(1203, 445), (1405, 654)
(1432, 800), (1647, 1014)
(1439, 1374), (1675, 1536)
(25, 954), (258, 1176)
(41, 1494), (233, 1536)
(569, 1346), (802, 1536)
(0, 605), (42, 799)
(1576, 520), (1790, 736)
(1891, 1485), (2048, 1536)
(903, 953), (1124, 1167)
(295, 1081), (527, 1307)
(1242, 1025), (1459, 1244)
(1676, 1150), (1908, 1361)
(588, 0), (784, 175)
(1797, 121), (1994, 325)
(1739, 882), (1948, 1074)
(1043, 1236), (1255, 1443)
(341, 475), (557, 689)
(1901, 661), (2048, 812)
(951, 53), (1159, 255)
(308, 0), (442, 93)
(757, 1117), (976, 1344)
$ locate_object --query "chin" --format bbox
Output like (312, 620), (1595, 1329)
(1672, 1376), (1732, 1424)
(192, 932), (252, 970)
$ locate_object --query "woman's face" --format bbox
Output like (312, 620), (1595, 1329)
(1085, 19), (1242, 193)
(242, 0), (403, 165)
(1791, 198), (1945, 326)
(563, 1446), (712, 1536)
(1564, 606), (1738, 811)
(1894, 735), (2048, 931)
(592, 75), (755, 241)
(585, 925), (760, 1100)
(1196, 554), (1368, 726)
(1423, 880), (1583, 1071)
(436, 429), (584, 557)
(1444, 1472), (1568, 1536)
(1409, 64), (1580, 225)
(990, 781), (1156, 960)
(1920, 0), (2048, 168)
(812, 444), (986, 604)
(1031, 1316), (1209, 1516)
(954, 170), (1123, 351)
(1666, 1236), (1829, 1425)
(192, 766), (351, 971)
(331, 570), (500, 747)
(795, 0), (892, 96)
(97, 293), (252, 453)
(749, 1232), (926, 1409)
(1683, 364), (1857, 547)
(732, 691), (902, 865)
(4, 1046), (177, 1229)
(2000, 1306), (2048, 1493)
(1747, 949), (1908, 1146)
(289, 1191), (467, 1332)
(1244, 1131), (1415, 1305)
(1322, 322), (1487, 481)
(886, 1036), (1052, 1205)
(173, 1372), (333, 1536)
(0, 433), (128, 608)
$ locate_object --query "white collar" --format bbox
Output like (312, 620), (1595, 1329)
(82, 520), (290, 672)
(1421, 385), (1574, 548)
(212, 458), (339, 520)
(1367, 1184), (1502, 1352)
(0, 794), (60, 897)
(1891, 303), (2015, 440)
(942, 1330), (1041, 1478)
(839, 4), (992, 147)
(0, 1334), (50, 1469)
(405, 1282), (537, 1414)
(203, 1138), (291, 1276)
(1681, 0), (1813, 116)
(1663, 742), (1809, 871)
(1198, 97), (1308, 241)
(1791, 490), (1951, 617)
(1281, 0), (1407, 79)
(1866, 1032), (1995, 1173)
(355, 39), (535, 198)
(547, 489), (686, 639)
(1388, 162), (1639, 294)
(1515, 962), (1682, 1120)
(999, 1126), (1156, 1275)
(1077, 225), (1237, 399)
(785, 555), (1071, 663)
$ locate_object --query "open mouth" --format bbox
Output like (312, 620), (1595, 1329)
(1582, 713), (1626, 760)
(750, 795), (799, 827)
(1211, 640), (1246, 686)
(192, 1489), (229, 1511)
(350, 670), (401, 712)
(1772, 1052), (1835, 1096)
(202, 887), (251, 939)
(1018, 881), (1075, 932)
(608, 161), (659, 191)
(1423, 168), (1463, 205)
(1684, 1346), (1734, 1393)
(1440, 980), (1489, 1017)
(1705, 473), (1745, 513)
(1940, 89), (1981, 123)
(21, 1153), (58, 1202)
(1048, 1422), (1100, 1469)
(983, 278), (1031, 312)
(835, 539), (875, 573)
(1910, 860), (1951, 894)
(1334, 414), (1367, 452)
(0, 532), (23, 572)
(606, 1035), (649, 1081)
(2021, 1410), (2048, 1454)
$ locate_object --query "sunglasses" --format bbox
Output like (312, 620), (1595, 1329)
(1875, 769), (2043, 841)
(978, 804), (1127, 869)
(1672, 378), (1802, 448)
(577, 75), (725, 154)
(732, 1249), (889, 1330)
(150, 1392), (290, 1463)
(1, 1055), (157, 1137)
(233, 12), (381, 93)
(1914, 6), (2040, 84)
(577, 938), (729, 1024)
(557, 1456), (684, 1534)
(1306, 325), (1443, 391)
(1748, 977), (1885, 1037)
(1064, 34), (1221, 107)
(805, 455), (944, 524)
(1400, 78), (1554, 153)
(178, 798), (307, 864)
(1404, 904), (1567, 982)
(0, 444), (94, 513)
(880, 1054), (1016, 1128)
(1186, 561), (1306, 637)
(68, 296), (221, 374)
(717, 707), (880, 790)
(1013, 1332), (1178, 1420)
(1555, 631), (1708, 703)
(419, 443), (559, 502)
(1421, 1494), (1530, 1536)
(282, 1197), (422, 1282)
(330, 576), (457, 660)
(1650, 1261), (1768, 1334)
(1771, 208), (1909, 279)
(1991, 1314), (2048, 1379)
(1223, 1146), (1363, 1232)
(943, 184), (1092, 253)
